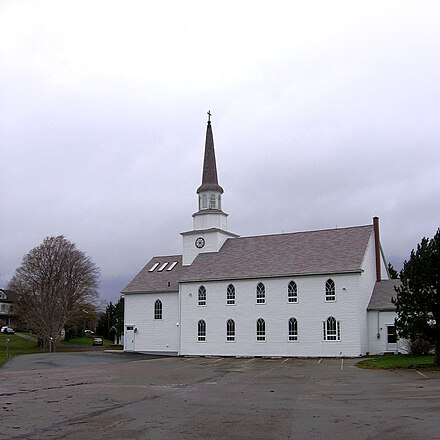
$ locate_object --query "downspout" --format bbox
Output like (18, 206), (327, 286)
(377, 311), (380, 339)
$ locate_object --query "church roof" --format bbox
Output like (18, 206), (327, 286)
(122, 255), (183, 294)
(180, 224), (374, 282)
(196, 120), (224, 194)
(367, 280), (400, 311)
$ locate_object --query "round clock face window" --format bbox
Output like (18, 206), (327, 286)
(195, 237), (205, 249)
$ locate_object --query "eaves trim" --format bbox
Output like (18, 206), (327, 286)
(179, 269), (363, 284)
(121, 289), (179, 295)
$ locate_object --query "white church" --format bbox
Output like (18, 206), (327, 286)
(122, 116), (400, 357)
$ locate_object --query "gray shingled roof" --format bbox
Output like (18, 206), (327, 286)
(180, 225), (373, 282)
(122, 255), (183, 294)
(367, 280), (401, 311)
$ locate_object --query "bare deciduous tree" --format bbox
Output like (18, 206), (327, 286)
(8, 236), (100, 351)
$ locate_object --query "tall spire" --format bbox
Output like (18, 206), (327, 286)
(197, 111), (224, 194)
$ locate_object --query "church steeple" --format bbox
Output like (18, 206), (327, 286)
(196, 112), (224, 212)
(181, 112), (238, 266)
(197, 112), (224, 195)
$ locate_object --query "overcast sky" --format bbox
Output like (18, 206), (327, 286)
(1, 1), (439, 303)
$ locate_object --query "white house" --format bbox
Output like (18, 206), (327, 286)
(122, 116), (399, 357)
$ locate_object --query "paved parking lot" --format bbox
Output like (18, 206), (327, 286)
(1, 354), (440, 439)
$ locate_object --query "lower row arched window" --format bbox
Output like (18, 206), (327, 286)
(194, 318), (341, 342)
(323, 316), (341, 341)
(256, 318), (265, 341)
(198, 319), (206, 342)
(288, 317), (298, 341)
(227, 319), (235, 342)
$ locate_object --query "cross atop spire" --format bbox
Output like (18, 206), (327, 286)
(196, 115), (224, 194)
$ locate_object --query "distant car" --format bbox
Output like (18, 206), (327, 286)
(92, 337), (103, 346)
(1, 326), (14, 334)
(84, 330), (94, 335)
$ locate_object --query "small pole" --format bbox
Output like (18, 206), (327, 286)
(6, 338), (10, 358)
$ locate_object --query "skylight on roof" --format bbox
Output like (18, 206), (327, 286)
(167, 261), (178, 271)
(157, 262), (168, 272)
(149, 262), (160, 272)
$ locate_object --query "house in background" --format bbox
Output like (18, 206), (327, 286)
(122, 116), (399, 357)
(0, 289), (17, 329)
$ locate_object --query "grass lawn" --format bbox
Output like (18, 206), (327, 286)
(0, 333), (44, 367)
(357, 354), (439, 370)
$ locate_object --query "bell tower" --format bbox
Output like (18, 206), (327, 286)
(181, 112), (238, 265)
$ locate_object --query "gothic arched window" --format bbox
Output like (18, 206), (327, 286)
(256, 318), (266, 341)
(154, 300), (162, 320)
(198, 285), (206, 306)
(325, 279), (336, 302)
(288, 281), (298, 303)
(256, 282), (265, 304)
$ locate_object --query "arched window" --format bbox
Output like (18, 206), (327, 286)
(256, 318), (265, 341)
(325, 279), (336, 302)
(209, 194), (216, 208)
(217, 195), (222, 210)
(227, 319), (235, 342)
(202, 194), (208, 209)
(154, 299), (162, 320)
(323, 316), (341, 341)
(288, 281), (298, 303)
(256, 282), (265, 304)
(198, 285), (206, 306)
(288, 317), (298, 341)
(198, 319), (206, 342)
(227, 284), (235, 305)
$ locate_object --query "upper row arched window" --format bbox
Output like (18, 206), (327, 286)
(256, 282), (265, 304)
(325, 279), (336, 302)
(198, 285), (206, 306)
(227, 284), (235, 305)
(154, 300), (162, 320)
(288, 281), (298, 303)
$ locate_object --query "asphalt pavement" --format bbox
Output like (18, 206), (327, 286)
(1, 354), (439, 439)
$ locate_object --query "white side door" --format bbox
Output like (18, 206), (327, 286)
(386, 325), (398, 352)
(125, 325), (135, 351)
